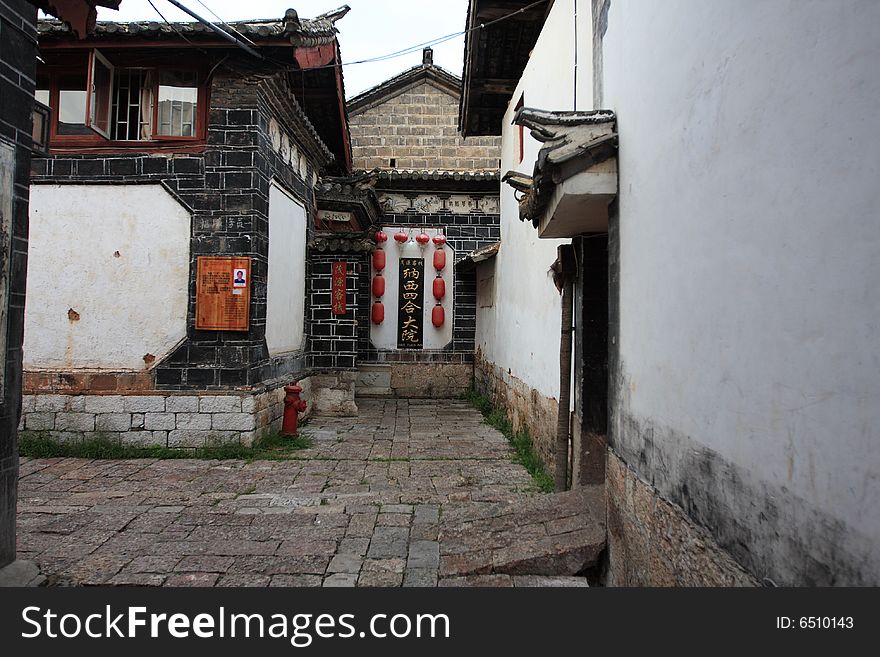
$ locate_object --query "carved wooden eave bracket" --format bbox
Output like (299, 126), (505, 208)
(503, 107), (619, 238)
(314, 172), (383, 240)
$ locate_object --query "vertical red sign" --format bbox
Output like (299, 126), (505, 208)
(331, 261), (347, 315)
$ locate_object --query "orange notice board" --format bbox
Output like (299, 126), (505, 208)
(196, 256), (251, 331)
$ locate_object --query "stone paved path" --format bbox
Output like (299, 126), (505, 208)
(16, 399), (602, 586)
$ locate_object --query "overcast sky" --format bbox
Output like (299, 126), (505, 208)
(88, 0), (470, 98)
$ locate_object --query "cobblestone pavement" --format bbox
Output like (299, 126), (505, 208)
(17, 399), (601, 587)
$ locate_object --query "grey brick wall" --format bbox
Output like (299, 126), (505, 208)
(0, 0), (36, 569)
(308, 254), (360, 370)
(349, 82), (500, 171)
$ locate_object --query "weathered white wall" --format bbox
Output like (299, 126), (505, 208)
(266, 182), (307, 355)
(478, 0), (593, 400)
(25, 184), (190, 370)
(370, 227), (453, 351)
(603, 0), (880, 582)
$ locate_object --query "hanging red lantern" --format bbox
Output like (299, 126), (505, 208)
(433, 276), (446, 301)
(416, 232), (430, 248)
(432, 304), (445, 327)
(372, 274), (385, 298)
(393, 230), (408, 245)
(432, 234), (447, 248)
(375, 230), (388, 243)
(371, 301), (385, 325)
(433, 249), (446, 271)
(372, 248), (386, 272)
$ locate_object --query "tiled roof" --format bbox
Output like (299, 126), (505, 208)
(456, 241), (500, 271)
(37, 6), (349, 46)
(369, 168), (500, 182)
(348, 59), (462, 113)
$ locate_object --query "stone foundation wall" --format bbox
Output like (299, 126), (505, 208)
(474, 349), (558, 473)
(309, 371), (357, 416)
(356, 363), (471, 398)
(390, 363), (471, 398)
(605, 450), (758, 587)
(18, 377), (313, 448)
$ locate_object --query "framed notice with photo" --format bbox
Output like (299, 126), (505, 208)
(195, 256), (251, 331)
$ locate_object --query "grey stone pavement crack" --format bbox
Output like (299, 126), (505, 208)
(16, 399), (602, 587)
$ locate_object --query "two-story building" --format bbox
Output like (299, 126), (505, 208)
(19, 7), (356, 446)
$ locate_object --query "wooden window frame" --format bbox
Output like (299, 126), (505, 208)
(41, 50), (209, 153)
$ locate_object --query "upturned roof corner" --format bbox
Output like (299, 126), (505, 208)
(504, 108), (618, 238)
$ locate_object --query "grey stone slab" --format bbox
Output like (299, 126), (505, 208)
(323, 573), (358, 587)
(402, 568), (438, 587)
(327, 553), (363, 574)
(367, 526), (410, 559)
(407, 540), (440, 570)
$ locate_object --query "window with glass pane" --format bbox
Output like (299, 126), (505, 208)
(157, 71), (198, 138)
(57, 73), (90, 135)
(88, 50), (114, 138)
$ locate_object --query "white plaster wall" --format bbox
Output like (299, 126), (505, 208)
(266, 182), (307, 355)
(370, 227), (453, 351)
(478, 0), (594, 399)
(25, 184), (190, 370)
(603, 0), (880, 537)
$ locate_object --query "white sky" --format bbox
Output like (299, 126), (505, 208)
(90, 0), (470, 98)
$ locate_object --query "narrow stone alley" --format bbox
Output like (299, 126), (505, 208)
(16, 400), (604, 587)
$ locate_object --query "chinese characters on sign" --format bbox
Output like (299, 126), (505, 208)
(331, 261), (347, 316)
(397, 257), (424, 349)
(195, 256), (251, 331)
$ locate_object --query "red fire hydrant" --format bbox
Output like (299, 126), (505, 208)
(282, 383), (307, 436)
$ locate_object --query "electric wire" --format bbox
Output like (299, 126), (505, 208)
(142, 0), (551, 72)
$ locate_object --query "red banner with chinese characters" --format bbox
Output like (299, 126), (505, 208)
(331, 261), (347, 315)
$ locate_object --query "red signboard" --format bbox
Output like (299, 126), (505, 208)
(332, 261), (347, 315)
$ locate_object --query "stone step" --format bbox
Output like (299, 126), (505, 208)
(438, 486), (605, 578)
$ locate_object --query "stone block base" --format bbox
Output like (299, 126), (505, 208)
(605, 450), (758, 586)
(474, 350), (557, 474)
(17, 377), (312, 448)
(357, 363), (472, 398)
(310, 371), (357, 416)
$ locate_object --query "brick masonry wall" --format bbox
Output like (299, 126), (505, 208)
(0, 0), (37, 569)
(308, 254), (360, 370)
(29, 68), (319, 391)
(349, 81), (500, 171)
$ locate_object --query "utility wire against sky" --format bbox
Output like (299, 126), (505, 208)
(148, 0), (551, 70)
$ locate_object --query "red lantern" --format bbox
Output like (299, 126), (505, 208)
(416, 232), (430, 248)
(372, 274), (385, 298)
(432, 234), (447, 248)
(432, 304), (445, 327)
(375, 230), (388, 243)
(433, 276), (446, 301)
(371, 301), (385, 325)
(372, 248), (386, 272)
(393, 230), (408, 244)
(433, 249), (446, 271)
